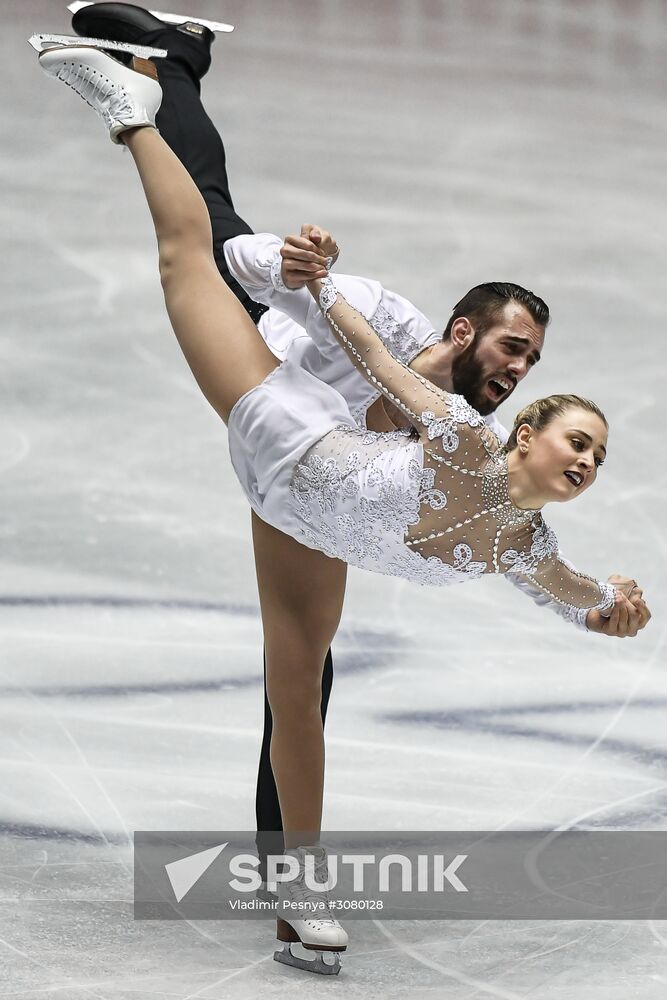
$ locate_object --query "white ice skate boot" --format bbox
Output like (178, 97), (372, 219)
(273, 845), (348, 976)
(38, 45), (162, 144)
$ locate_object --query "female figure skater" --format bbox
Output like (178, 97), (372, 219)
(38, 47), (650, 973)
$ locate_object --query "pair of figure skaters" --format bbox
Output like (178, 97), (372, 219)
(38, 2), (650, 976)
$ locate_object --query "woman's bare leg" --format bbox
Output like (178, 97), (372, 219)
(122, 126), (344, 844)
(252, 512), (347, 848)
(122, 126), (278, 422)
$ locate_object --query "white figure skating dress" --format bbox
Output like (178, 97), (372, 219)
(227, 276), (616, 629)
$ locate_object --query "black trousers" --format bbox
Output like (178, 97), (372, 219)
(151, 36), (335, 867)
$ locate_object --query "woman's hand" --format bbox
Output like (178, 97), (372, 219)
(586, 581), (651, 637)
(279, 224), (340, 289)
(300, 223), (340, 261)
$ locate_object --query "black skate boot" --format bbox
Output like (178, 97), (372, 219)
(72, 2), (213, 80)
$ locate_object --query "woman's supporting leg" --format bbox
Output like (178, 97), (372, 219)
(251, 512), (347, 847)
(255, 647), (335, 875)
(122, 126), (278, 422)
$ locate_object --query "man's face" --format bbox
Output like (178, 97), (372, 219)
(451, 302), (545, 415)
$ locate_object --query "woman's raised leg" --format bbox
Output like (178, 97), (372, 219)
(122, 125), (278, 422)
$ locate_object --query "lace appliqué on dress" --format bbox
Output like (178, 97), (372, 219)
(290, 427), (423, 567)
(420, 398), (486, 454)
(387, 541), (487, 586)
(291, 450), (361, 516)
(368, 303), (424, 365)
(415, 463), (448, 510)
(500, 519), (559, 575)
(318, 276), (338, 312)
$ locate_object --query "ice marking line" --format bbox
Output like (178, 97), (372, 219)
(0, 821), (128, 845)
(372, 920), (527, 1000)
(46, 715), (641, 777)
(0, 651), (383, 698)
(385, 697), (667, 776)
(0, 594), (401, 645)
(0, 594), (260, 615)
(0, 858), (125, 873)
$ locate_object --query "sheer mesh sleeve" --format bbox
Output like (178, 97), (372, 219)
(502, 519), (616, 629)
(316, 278), (473, 438)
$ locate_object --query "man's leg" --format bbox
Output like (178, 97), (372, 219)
(152, 40), (269, 318)
(72, 4), (263, 318)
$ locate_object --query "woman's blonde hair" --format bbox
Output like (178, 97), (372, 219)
(506, 394), (608, 450)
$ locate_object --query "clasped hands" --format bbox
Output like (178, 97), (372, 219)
(586, 575), (651, 637)
(280, 223), (339, 289)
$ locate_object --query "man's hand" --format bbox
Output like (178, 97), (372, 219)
(586, 575), (651, 637)
(299, 223), (340, 260)
(280, 224), (340, 289)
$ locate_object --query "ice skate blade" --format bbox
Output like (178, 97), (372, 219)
(67, 2), (235, 33)
(28, 32), (167, 59)
(273, 943), (341, 976)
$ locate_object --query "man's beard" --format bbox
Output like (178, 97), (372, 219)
(451, 334), (495, 416)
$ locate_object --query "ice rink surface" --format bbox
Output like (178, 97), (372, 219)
(2, 0), (667, 996)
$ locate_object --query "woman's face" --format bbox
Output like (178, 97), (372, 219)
(520, 407), (608, 504)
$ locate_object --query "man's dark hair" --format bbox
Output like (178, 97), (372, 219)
(443, 282), (550, 340)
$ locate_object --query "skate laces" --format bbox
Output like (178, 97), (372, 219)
(287, 849), (339, 925)
(54, 60), (134, 123)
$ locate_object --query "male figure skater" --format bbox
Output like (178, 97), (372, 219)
(71, 1), (648, 883)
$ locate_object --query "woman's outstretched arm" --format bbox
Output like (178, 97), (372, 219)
(503, 522), (650, 635)
(305, 276), (456, 436)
